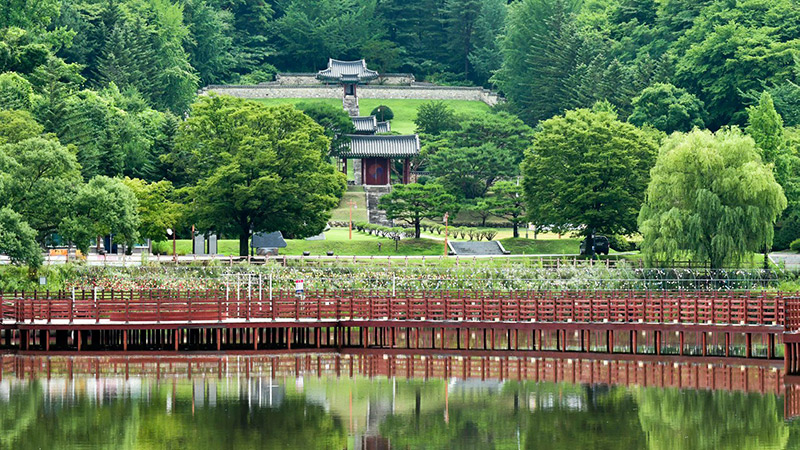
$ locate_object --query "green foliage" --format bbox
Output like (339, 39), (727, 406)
(468, 0), (507, 84)
(629, 82), (706, 133)
(494, 0), (583, 124)
(676, 22), (798, 129)
(175, 95), (346, 256)
(774, 214), (800, 250)
(0, 71), (32, 110)
(428, 143), (515, 199)
(370, 105), (394, 122)
(270, 0), (385, 71)
(121, 177), (180, 243)
(790, 238), (800, 253)
(414, 100), (459, 136)
(440, 0), (483, 79)
(424, 111), (532, 199)
(523, 105), (659, 237)
(60, 176), (140, 253)
(0, 136), (81, 242)
(490, 180), (526, 238)
(747, 91), (786, 165)
(0, 207), (42, 267)
(378, 183), (458, 238)
(295, 101), (356, 155)
(0, 109), (42, 144)
(639, 129), (787, 268)
(607, 234), (637, 252)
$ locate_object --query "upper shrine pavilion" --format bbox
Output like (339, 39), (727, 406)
(317, 59), (419, 187)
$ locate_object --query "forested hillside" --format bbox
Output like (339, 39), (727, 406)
(1, 0), (800, 265)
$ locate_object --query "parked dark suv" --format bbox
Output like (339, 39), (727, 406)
(579, 235), (609, 255)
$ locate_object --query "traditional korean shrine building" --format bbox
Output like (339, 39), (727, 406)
(351, 115), (391, 134)
(340, 134), (419, 185)
(317, 59), (419, 187)
(316, 59), (379, 96)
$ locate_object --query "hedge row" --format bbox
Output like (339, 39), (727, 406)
(353, 222), (414, 239)
(421, 223), (498, 241)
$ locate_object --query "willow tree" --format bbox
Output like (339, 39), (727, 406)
(638, 129), (786, 268)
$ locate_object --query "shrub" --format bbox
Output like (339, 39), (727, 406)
(370, 105), (394, 121)
(607, 234), (635, 252)
(775, 216), (800, 250)
(790, 238), (800, 253)
(482, 229), (498, 241)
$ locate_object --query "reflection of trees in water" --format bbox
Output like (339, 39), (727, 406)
(524, 385), (646, 450)
(380, 386), (522, 449)
(0, 381), (140, 450)
(635, 388), (789, 450)
(0, 381), (346, 449)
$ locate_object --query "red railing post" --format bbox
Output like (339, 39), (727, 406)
(188, 290), (194, 323)
(46, 290), (51, 324)
(155, 289), (161, 323)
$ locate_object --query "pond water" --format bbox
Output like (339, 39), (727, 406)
(1, 352), (798, 449)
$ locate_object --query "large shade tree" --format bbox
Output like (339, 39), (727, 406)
(60, 175), (140, 253)
(522, 106), (659, 241)
(0, 207), (42, 267)
(638, 128), (786, 268)
(175, 95), (346, 256)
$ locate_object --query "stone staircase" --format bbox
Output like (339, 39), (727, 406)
(365, 185), (392, 226)
(449, 241), (505, 256)
(343, 95), (359, 116)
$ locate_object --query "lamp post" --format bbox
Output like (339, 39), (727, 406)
(348, 200), (357, 240)
(167, 228), (176, 262)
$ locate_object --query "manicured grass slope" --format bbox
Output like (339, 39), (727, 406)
(250, 98), (491, 134)
(499, 238), (582, 255)
(358, 99), (491, 134)
(329, 187), (367, 222)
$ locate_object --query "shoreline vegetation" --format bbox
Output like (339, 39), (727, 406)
(0, 263), (793, 293)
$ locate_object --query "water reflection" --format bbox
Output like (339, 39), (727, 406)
(0, 352), (797, 449)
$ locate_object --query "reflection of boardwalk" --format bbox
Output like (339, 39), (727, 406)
(0, 351), (784, 394)
(5, 350), (800, 420)
(4, 289), (800, 376)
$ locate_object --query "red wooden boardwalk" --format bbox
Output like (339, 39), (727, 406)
(1, 289), (799, 372)
(0, 289), (791, 326)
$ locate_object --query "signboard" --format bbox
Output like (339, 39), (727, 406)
(295, 279), (304, 294)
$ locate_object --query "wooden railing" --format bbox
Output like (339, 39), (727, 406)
(0, 289), (794, 328)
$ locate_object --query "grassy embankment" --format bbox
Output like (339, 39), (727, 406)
(251, 98), (491, 134)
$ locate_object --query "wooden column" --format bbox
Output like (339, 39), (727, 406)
(403, 158), (411, 184)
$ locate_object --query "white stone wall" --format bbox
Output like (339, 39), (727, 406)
(201, 85), (342, 99)
(202, 84), (502, 107)
(358, 86), (500, 106)
(274, 73), (415, 85)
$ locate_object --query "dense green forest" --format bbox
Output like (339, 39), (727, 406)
(2, 0), (800, 265)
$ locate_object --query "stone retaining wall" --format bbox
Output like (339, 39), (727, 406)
(201, 84), (501, 106)
(275, 73), (415, 85)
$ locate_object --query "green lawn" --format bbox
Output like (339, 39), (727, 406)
(250, 97), (492, 134)
(499, 238), (582, 255)
(160, 228), (445, 256)
(358, 99), (491, 134)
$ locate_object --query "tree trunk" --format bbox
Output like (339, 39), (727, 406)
(513, 222), (519, 238)
(414, 220), (421, 239)
(239, 230), (250, 257)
